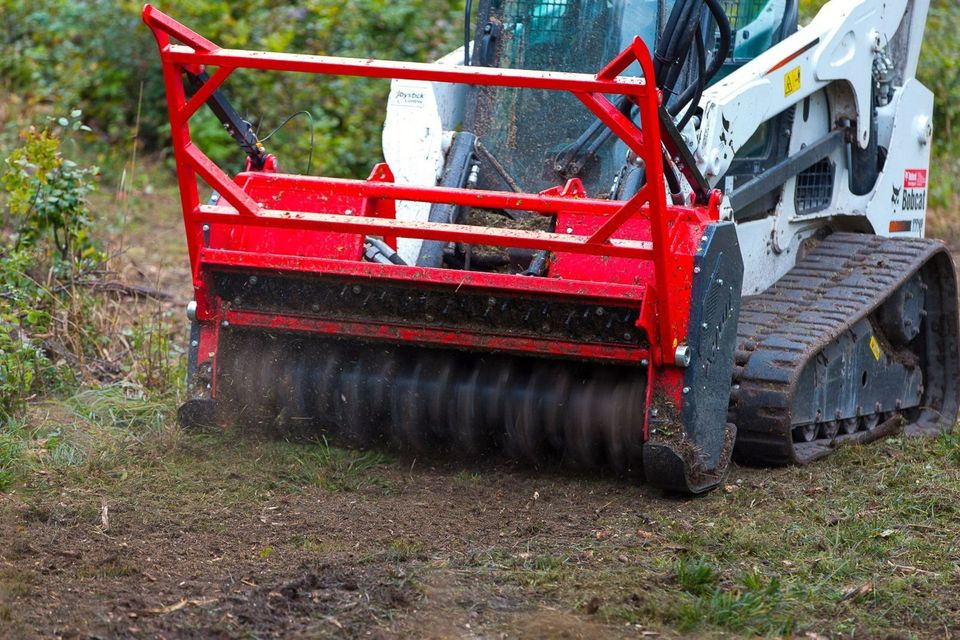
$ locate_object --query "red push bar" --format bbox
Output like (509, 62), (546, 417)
(143, 4), (688, 362)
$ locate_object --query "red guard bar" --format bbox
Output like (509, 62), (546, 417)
(142, 4), (682, 362)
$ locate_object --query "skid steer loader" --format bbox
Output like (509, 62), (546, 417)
(145, 0), (959, 493)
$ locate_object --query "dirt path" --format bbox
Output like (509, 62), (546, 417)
(0, 446), (728, 639)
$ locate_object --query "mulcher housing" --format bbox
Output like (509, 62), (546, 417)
(143, 5), (736, 492)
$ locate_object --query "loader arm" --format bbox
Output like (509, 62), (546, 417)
(694, 0), (930, 184)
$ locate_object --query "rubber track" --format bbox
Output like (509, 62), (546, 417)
(730, 232), (944, 466)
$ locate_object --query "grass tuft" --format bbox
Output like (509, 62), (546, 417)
(672, 566), (793, 636)
(0, 385), (177, 490)
(295, 437), (392, 492)
(675, 556), (718, 595)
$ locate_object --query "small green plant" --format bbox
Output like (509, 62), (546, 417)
(673, 567), (793, 636)
(506, 553), (570, 588)
(938, 430), (960, 465)
(675, 556), (718, 595)
(2, 112), (102, 266)
(387, 538), (425, 562)
(297, 437), (392, 492)
(0, 418), (26, 490)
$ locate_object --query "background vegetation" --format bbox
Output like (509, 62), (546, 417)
(0, 0), (462, 176)
(1, 1), (956, 197)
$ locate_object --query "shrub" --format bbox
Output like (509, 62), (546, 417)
(2, 112), (101, 266)
(0, 113), (103, 417)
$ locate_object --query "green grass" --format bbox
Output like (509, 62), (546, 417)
(672, 567), (794, 636)
(0, 385), (178, 490)
(387, 538), (427, 563)
(446, 433), (960, 637)
(675, 556), (718, 595)
(294, 436), (393, 492)
(0, 569), (35, 599)
(0, 419), (25, 490)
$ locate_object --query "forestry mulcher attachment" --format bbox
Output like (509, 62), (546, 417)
(145, 0), (959, 493)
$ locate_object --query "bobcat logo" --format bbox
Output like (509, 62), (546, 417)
(891, 184), (902, 206)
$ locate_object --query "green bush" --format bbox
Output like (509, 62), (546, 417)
(0, 115), (104, 417)
(0, 0), (463, 177)
(2, 113), (102, 266)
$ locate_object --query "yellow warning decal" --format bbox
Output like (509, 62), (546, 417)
(869, 335), (881, 361)
(784, 67), (801, 97)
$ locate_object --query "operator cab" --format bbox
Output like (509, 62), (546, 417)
(467, 0), (798, 200)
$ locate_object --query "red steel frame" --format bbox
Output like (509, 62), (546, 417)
(143, 4), (711, 366)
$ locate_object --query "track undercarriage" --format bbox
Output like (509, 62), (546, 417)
(732, 233), (959, 465)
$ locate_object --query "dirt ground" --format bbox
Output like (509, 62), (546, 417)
(0, 451), (702, 639)
(2, 433), (959, 639)
(1, 188), (959, 639)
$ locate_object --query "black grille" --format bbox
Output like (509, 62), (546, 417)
(794, 158), (835, 215)
(500, 0), (570, 37)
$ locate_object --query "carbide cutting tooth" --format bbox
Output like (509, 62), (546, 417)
(505, 363), (548, 462)
(564, 375), (605, 468)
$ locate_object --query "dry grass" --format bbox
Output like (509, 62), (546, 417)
(928, 207), (960, 254)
